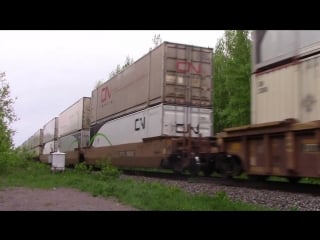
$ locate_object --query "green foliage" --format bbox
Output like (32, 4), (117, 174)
(94, 79), (104, 89)
(213, 31), (252, 133)
(0, 156), (275, 210)
(289, 206), (299, 211)
(152, 34), (162, 48)
(0, 148), (36, 175)
(0, 122), (11, 152)
(213, 190), (228, 200)
(15, 147), (37, 161)
(300, 177), (320, 185)
(0, 72), (18, 151)
(74, 162), (92, 174)
(87, 179), (271, 211)
(108, 55), (134, 79)
(96, 158), (121, 180)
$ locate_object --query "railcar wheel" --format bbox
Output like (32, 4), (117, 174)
(215, 154), (243, 178)
(229, 155), (242, 176)
(188, 158), (200, 177)
(172, 161), (184, 175)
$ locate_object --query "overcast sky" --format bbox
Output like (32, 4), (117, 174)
(0, 30), (224, 147)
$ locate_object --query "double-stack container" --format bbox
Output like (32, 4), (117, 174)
(91, 41), (213, 125)
(251, 30), (320, 124)
(28, 129), (43, 156)
(40, 117), (59, 163)
(86, 42), (213, 168)
(90, 42), (213, 148)
(58, 97), (91, 165)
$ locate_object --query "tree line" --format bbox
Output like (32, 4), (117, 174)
(213, 30), (251, 133)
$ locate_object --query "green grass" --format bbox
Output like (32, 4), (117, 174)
(0, 151), (275, 211)
(265, 176), (320, 185)
(300, 177), (320, 185)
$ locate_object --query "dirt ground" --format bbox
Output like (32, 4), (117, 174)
(0, 187), (138, 211)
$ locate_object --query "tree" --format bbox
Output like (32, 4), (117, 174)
(152, 34), (162, 48)
(213, 30), (252, 133)
(108, 55), (134, 79)
(122, 55), (134, 70)
(0, 71), (18, 151)
(94, 79), (104, 89)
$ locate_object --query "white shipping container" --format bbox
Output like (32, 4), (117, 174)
(42, 140), (58, 155)
(43, 117), (58, 143)
(59, 97), (91, 137)
(92, 104), (212, 148)
(254, 30), (320, 71)
(29, 129), (43, 148)
(252, 54), (320, 124)
(58, 130), (90, 152)
(299, 55), (320, 122)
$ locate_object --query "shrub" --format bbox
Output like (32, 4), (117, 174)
(74, 162), (92, 174)
(0, 151), (26, 174)
(96, 158), (121, 180)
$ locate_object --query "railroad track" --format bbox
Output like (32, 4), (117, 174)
(121, 169), (320, 197)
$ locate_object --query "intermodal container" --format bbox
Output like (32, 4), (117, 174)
(91, 104), (212, 148)
(59, 97), (91, 137)
(91, 42), (213, 124)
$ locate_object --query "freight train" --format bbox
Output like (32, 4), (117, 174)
(20, 33), (320, 181)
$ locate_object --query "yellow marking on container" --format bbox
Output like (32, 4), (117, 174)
(227, 142), (241, 153)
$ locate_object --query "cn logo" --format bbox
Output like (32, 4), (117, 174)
(101, 86), (111, 104)
(135, 117), (145, 131)
(176, 61), (201, 74)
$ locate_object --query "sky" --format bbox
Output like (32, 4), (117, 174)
(0, 30), (224, 147)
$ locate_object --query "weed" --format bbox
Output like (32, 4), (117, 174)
(96, 158), (121, 180)
(74, 162), (92, 174)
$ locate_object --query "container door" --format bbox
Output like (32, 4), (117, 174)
(299, 55), (320, 122)
(162, 105), (212, 137)
(164, 43), (212, 108)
